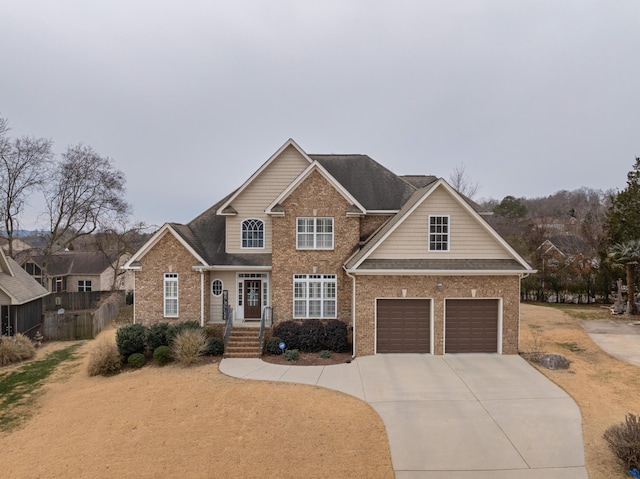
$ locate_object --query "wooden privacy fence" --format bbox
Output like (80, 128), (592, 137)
(43, 293), (124, 341)
(43, 291), (108, 312)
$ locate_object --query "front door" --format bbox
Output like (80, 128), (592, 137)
(244, 280), (262, 319)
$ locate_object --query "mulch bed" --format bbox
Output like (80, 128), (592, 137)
(260, 350), (353, 366)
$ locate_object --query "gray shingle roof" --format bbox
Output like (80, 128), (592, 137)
(0, 256), (49, 304)
(18, 251), (114, 276)
(311, 155), (417, 210)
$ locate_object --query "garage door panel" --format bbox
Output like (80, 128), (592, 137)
(377, 299), (431, 353)
(446, 299), (499, 353)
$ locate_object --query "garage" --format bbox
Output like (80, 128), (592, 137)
(376, 299), (431, 353)
(445, 299), (499, 353)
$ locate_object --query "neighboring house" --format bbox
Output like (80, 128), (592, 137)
(125, 139), (535, 356)
(0, 247), (49, 336)
(17, 251), (133, 293)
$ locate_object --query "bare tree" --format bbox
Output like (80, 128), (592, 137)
(43, 143), (131, 256)
(0, 117), (53, 257)
(93, 220), (152, 290)
(448, 163), (480, 199)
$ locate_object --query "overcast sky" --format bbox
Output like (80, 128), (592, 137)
(1, 1), (639, 229)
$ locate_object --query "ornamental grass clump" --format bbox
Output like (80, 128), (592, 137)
(603, 413), (640, 471)
(87, 340), (122, 377)
(171, 328), (209, 366)
(0, 334), (36, 367)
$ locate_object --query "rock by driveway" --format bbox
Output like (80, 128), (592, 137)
(220, 354), (587, 478)
(580, 318), (640, 366)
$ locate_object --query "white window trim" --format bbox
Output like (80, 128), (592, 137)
(428, 215), (450, 252)
(241, 218), (265, 249)
(292, 274), (337, 319)
(164, 273), (179, 317)
(296, 217), (334, 250)
(211, 279), (223, 297)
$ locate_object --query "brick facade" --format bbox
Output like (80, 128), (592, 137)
(353, 274), (521, 356)
(134, 232), (204, 325)
(271, 170), (360, 323)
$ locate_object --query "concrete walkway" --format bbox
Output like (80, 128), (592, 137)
(581, 318), (640, 367)
(220, 354), (587, 478)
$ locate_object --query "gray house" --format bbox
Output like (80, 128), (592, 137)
(0, 247), (49, 336)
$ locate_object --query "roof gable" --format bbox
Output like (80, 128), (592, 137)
(265, 161), (366, 215)
(216, 139), (312, 216)
(0, 255), (49, 304)
(125, 223), (209, 268)
(346, 179), (534, 272)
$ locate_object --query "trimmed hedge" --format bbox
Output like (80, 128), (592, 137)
(116, 323), (147, 359)
(325, 320), (349, 353)
(273, 321), (301, 350)
(146, 322), (170, 351)
(299, 319), (326, 352)
(153, 345), (172, 366)
(127, 353), (147, 369)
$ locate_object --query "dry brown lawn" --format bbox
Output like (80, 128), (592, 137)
(2, 303), (639, 478)
(0, 329), (393, 479)
(520, 302), (640, 479)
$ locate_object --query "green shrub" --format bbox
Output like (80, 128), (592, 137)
(167, 321), (202, 341)
(127, 353), (147, 369)
(116, 323), (147, 359)
(153, 345), (172, 366)
(146, 322), (170, 351)
(319, 350), (331, 359)
(205, 337), (224, 356)
(325, 320), (349, 352)
(284, 349), (299, 361)
(603, 413), (640, 470)
(299, 319), (326, 352)
(171, 328), (208, 366)
(0, 334), (36, 366)
(87, 340), (122, 376)
(264, 336), (284, 355)
(273, 321), (301, 350)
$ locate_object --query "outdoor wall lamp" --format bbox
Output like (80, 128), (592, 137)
(437, 278), (443, 291)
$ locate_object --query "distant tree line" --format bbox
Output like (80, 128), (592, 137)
(478, 157), (640, 312)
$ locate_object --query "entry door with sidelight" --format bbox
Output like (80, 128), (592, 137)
(244, 279), (262, 319)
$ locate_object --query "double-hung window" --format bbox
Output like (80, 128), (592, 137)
(293, 274), (336, 319)
(164, 273), (178, 317)
(429, 215), (450, 251)
(242, 218), (264, 248)
(296, 217), (333, 249)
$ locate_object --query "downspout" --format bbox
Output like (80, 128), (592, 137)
(343, 265), (356, 358)
(199, 269), (205, 327)
(132, 272), (136, 324)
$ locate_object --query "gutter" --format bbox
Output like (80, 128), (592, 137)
(343, 265), (357, 359)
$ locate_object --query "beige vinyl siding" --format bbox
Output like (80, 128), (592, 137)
(226, 145), (309, 254)
(208, 271), (236, 322)
(369, 185), (512, 260)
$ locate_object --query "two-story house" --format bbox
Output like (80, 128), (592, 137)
(125, 139), (535, 356)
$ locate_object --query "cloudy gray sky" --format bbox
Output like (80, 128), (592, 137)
(1, 1), (639, 229)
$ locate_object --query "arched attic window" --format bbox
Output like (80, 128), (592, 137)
(242, 218), (264, 248)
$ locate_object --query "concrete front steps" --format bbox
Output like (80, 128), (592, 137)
(224, 326), (262, 358)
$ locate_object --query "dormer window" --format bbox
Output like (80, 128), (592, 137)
(242, 218), (264, 248)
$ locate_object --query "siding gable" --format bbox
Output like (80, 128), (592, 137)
(369, 183), (512, 260)
(226, 144), (311, 254)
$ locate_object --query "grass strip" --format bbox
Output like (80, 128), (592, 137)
(0, 343), (82, 431)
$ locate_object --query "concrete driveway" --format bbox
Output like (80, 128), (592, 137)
(581, 318), (640, 366)
(220, 354), (587, 478)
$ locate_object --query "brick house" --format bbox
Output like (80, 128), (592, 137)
(125, 139), (535, 356)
